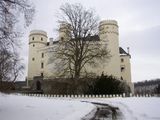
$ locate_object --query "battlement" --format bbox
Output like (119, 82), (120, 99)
(30, 30), (47, 38)
(59, 23), (71, 30)
(99, 20), (118, 27)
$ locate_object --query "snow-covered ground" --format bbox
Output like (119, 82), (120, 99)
(0, 93), (95, 120)
(0, 93), (160, 120)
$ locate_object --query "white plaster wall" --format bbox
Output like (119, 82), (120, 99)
(28, 30), (48, 80)
(98, 20), (121, 79)
(120, 55), (134, 93)
(59, 23), (71, 41)
(28, 20), (132, 83)
(120, 55), (131, 83)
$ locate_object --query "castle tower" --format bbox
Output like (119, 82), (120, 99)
(99, 20), (121, 79)
(28, 30), (48, 80)
(59, 23), (71, 41)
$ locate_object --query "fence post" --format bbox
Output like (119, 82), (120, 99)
(123, 93), (126, 97)
(129, 93), (132, 97)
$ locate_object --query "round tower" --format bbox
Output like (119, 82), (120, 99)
(99, 20), (120, 79)
(28, 30), (47, 80)
(59, 23), (71, 41)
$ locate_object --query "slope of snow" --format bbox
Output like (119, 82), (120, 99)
(0, 93), (95, 120)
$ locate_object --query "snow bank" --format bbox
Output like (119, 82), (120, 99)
(0, 93), (95, 120)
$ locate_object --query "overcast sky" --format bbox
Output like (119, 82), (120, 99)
(21, 0), (160, 82)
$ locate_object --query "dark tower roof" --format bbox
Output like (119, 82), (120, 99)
(119, 47), (131, 57)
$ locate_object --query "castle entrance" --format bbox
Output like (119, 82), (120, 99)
(36, 80), (41, 90)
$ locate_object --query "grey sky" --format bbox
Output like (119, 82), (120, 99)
(21, 0), (160, 82)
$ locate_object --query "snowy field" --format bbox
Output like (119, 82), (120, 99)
(0, 93), (95, 120)
(0, 93), (160, 120)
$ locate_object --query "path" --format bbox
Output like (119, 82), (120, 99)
(82, 101), (124, 120)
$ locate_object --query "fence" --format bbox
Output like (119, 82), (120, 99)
(20, 93), (159, 98)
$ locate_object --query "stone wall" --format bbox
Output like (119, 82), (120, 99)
(28, 78), (94, 94)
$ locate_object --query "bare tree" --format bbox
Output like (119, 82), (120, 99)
(0, 0), (34, 82)
(0, 0), (34, 49)
(49, 3), (110, 78)
(0, 49), (24, 81)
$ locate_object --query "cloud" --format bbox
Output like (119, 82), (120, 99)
(120, 26), (160, 82)
(121, 25), (160, 57)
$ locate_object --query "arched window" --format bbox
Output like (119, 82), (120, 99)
(41, 37), (43, 41)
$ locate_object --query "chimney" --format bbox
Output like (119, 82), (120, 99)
(49, 38), (53, 45)
(127, 47), (130, 54)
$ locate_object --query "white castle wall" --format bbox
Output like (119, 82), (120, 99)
(59, 23), (71, 41)
(28, 30), (48, 80)
(120, 55), (134, 92)
(27, 20), (132, 86)
(120, 55), (131, 83)
(98, 20), (121, 79)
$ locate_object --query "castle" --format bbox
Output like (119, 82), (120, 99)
(27, 20), (133, 92)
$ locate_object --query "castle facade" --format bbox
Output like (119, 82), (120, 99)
(27, 20), (133, 91)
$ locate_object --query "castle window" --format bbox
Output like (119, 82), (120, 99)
(33, 44), (35, 47)
(121, 66), (125, 72)
(121, 58), (124, 62)
(121, 76), (123, 80)
(41, 72), (43, 77)
(42, 53), (44, 58)
(41, 37), (43, 41)
(32, 58), (35, 61)
(61, 37), (64, 41)
(32, 37), (34, 40)
(41, 62), (44, 69)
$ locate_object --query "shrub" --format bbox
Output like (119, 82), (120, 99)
(86, 75), (131, 94)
